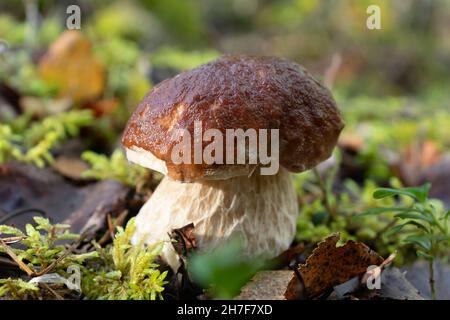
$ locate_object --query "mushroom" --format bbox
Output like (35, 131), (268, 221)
(122, 55), (344, 269)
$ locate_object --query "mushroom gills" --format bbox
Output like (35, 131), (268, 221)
(131, 167), (299, 270)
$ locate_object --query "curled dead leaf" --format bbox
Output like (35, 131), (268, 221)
(170, 223), (197, 259)
(285, 233), (383, 299)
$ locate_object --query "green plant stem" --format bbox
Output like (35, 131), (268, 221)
(429, 258), (436, 300)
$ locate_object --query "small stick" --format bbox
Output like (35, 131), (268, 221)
(33, 231), (89, 277)
(98, 210), (128, 246)
(107, 214), (115, 239)
(0, 238), (35, 276)
(0, 236), (26, 244)
(41, 283), (64, 300)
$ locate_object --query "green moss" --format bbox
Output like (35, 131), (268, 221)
(82, 218), (168, 300)
(81, 149), (151, 188)
(0, 217), (167, 300)
(0, 110), (94, 167)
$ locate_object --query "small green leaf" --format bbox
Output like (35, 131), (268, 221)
(428, 234), (450, 242)
(416, 250), (433, 260)
(404, 183), (431, 203)
(373, 183), (431, 203)
(353, 207), (410, 219)
(0, 225), (24, 237)
(373, 188), (419, 201)
(403, 235), (432, 251)
(403, 220), (429, 233)
(394, 212), (434, 223)
(442, 210), (450, 221)
(385, 224), (406, 237)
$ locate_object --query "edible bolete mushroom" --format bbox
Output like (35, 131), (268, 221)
(122, 55), (344, 269)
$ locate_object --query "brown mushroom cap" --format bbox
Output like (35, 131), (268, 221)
(122, 54), (344, 181)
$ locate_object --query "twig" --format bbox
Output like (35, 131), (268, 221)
(0, 229), (89, 278)
(98, 210), (128, 246)
(0, 238), (35, 276)
(41, 283), (64, 300)
(34, 247), (73, 277)
(33, 231), (89, 277)
(0, 236), (26, 244)
(107, 214), (115, 240)
(361, 251), (397, 285)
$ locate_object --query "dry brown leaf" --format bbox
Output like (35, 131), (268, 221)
(170, 223), (197, 259)
(38, 30), (105, 103)
(297, 233), (383, 298)
(83, 98), (119, 117)
(0, 162), (128, 234)
(284, 271), (305, 300)
(51, 155), (89, 181)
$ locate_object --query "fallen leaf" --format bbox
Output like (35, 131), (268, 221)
(170, 223), (197, 259)
(38, 31), (105, 103)
(332, 251), (397, 299)
(62, 180), (129, 234)
(295, 233), (383, 298)
(166, 224), (203, 300)
(83, 98), (119, 117)
(284, 271), (305, 300)
(51, 155), (89, 181)
(0, 162), (129, 234)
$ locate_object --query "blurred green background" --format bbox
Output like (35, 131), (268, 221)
(1, 0), (449, 95)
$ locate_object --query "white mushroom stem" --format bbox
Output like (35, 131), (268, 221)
(131, 167), (299, 270)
